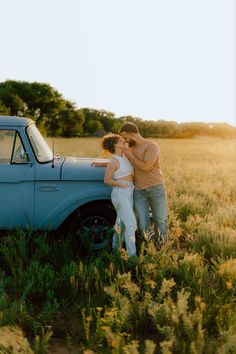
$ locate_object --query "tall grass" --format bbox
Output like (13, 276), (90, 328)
(0, 136), (235, 353)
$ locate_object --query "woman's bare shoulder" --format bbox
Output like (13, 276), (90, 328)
(108, 157), (119, 167)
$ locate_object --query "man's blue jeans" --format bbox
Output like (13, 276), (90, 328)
(133, 183), (168, 242)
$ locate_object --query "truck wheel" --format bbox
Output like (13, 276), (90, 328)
(76, 205), (116, 250)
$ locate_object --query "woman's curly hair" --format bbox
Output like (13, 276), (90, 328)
(101, 134), (120, 154)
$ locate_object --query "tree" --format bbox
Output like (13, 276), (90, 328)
(0, 100), (10, 115)
(86, 120), (104, 134)
(59, 109), (85, 137)
(0, 80), (235, 138)
(81, 108), (115, 134)
(0, 80), (84, 136)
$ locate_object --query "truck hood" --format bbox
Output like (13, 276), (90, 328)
(61, 156), (109, 181)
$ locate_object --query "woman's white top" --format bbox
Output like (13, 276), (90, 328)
(113, 155), (134, 180)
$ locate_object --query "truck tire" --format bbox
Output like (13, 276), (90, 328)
(75, 204), (116, 250)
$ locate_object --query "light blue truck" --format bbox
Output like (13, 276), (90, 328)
(0, 116), (116, 249)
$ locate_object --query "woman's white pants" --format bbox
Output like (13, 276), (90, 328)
(111, 182), (137, 257)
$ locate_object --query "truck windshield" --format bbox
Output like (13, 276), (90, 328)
(26, 124), (53, 163)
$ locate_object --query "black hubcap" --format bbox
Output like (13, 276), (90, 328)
(81, 215), (111, 249)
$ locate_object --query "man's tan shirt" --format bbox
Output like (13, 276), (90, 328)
(132, 140), (164, 190)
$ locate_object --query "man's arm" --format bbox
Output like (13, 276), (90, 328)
(124, 144), (159, 172)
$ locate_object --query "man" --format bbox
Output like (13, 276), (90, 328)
(119, 122), (168, 244)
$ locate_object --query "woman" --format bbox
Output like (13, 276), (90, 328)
(101, 134), (137, 258)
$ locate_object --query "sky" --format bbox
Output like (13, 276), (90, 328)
(0, 0), (235, 126)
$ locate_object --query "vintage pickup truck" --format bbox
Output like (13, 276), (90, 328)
(0, 116), (116, 249)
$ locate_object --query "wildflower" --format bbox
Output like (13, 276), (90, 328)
(70, 275), (75, 284)
(122, 332), (131, 339)
(70, 275), (78, 289)
(218, 258), (236, 280)
(96, 307), (103, 312)
(195, 295), (206, 311)
(195, 295), (202, 304)
(226, 281), (233, 289)
(145, 262), (156, 272)
(100, 318), (108, 323)
(100, 326), (108, 331)
(146, 279), (157, 289)
(111, 341), (117, 348)
(160, 278), (176, 295)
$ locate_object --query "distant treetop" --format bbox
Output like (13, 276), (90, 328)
(0, 80), (235, 138)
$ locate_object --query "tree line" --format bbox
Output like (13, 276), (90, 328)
(0, 80), (235, 138)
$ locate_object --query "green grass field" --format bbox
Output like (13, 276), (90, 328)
(0, 136), (236, 353)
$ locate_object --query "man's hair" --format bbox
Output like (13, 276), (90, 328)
(101, 134), (120, 154)
(119, 122), (139, 134)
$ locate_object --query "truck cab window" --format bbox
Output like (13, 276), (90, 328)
(0, 130), (27, 164)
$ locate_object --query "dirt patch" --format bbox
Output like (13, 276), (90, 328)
(0, 326), (33, 354)
(0, 327), (84, 354)
(49, 338), (83, 354)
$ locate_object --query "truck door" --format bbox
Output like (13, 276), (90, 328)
(0, 129), (35, 229)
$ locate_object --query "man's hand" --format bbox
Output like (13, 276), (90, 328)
(123, 146), (157, 172)
(123, 148), (134, 160)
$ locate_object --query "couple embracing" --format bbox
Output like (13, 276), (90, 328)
(93, 122), (168, 260)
